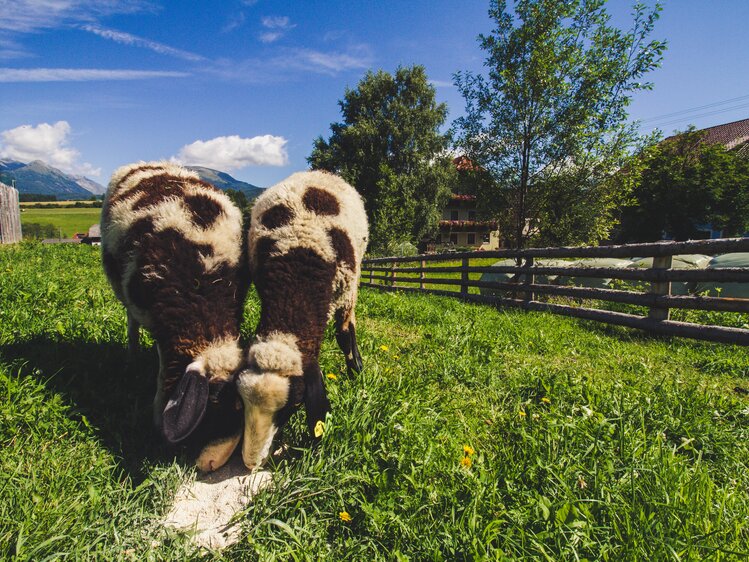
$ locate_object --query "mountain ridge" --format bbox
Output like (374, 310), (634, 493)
(0, 159), (264, 200)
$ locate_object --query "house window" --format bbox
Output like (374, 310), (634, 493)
(450, 233), (458, 244)
(450, 210), (459, 221)
(468, 210), (476, 220)
(467, 233), (476, 245)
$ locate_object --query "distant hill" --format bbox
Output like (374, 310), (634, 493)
(186, 166), (264, 200)
(0, 159), (264, 201)
(0, 159), (103, 200)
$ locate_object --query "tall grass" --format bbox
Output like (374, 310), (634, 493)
(1, 242), (748, 560)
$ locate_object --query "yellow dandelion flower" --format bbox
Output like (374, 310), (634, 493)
(379, 345), (389, 352)
(314, 420), (325, 438)
(463, 445), (475, 456)
(326, 373), (338, 380)
(541, 397), (551, 404)
(518, 410), (527, 418)
(339, 511), (352, 522)
(460, 456), (472, 468)
(393, 355), (400, 360)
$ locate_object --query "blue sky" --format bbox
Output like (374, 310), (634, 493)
(1, 0), (748, 187)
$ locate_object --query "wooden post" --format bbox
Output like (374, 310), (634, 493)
(461, 257), (469, 297)
(648, 255), (672, 321)
(523, 256), (535, 302)
(391, 262), (398, 288)
(420, 259), (426, 290)
(369, 267), (373, 285)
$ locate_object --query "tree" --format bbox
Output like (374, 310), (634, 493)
(309, 66), (455, 253)
(453, 0), (665, 249)
(616, 128), (749, 242)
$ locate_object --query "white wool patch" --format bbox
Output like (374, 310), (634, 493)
(247, 332), (302, 376)
(197, 337), (243, 381)
(162, 457), (272, 550)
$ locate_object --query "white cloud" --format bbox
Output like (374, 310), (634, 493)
(429, 79), (454, 89)
(258, 15), (294, 43)
(176, 135), (289, 170)
(81, 25), (206, 61)
(222, 12), (246, 34)
(0, 67), (189, 82)
(208, 45), (372, 82)
(0, 121), (100, 176)
(0, 1), (152, 33)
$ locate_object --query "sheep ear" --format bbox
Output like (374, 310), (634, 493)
(304, 365), (330, 439)
(162, 368), (209, 444)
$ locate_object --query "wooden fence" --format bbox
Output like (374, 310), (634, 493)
(0, 182), (22, 244)
(360, 237), (749, 346)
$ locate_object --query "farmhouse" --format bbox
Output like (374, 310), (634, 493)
(0, 181), (22, 244)
(666, 117), (749, 239)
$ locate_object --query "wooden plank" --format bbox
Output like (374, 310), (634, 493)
(365, 264), (749, 283)
(362, 237), (749, 264)
(648, 255), (672, 321)
(420, 259), (425, 290)
(361, 276), (749, 313)
(359, 283), (749, 346)
(461, 257), (469, 297)
(523, 256), (534, 302)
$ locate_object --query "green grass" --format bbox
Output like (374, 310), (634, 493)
(1, 242), (748, 560)
(20, 207), (101, 238)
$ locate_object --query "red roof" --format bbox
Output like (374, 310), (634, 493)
(699, 117), (749, 149)
(453, 155), (480, 171)
(666, 117), (749, 150)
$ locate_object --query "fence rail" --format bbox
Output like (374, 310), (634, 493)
(360, 237), (749, 346)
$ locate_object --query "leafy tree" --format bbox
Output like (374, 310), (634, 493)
(616, 128), (749, 242)
(453, 0), (665, 249)
(309, 66), (455, 253)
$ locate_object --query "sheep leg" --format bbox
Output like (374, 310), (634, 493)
(127, 310), (140, 358)
(335, 308), (363, 375)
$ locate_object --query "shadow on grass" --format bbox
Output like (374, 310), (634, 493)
(0, 337), (173, 482)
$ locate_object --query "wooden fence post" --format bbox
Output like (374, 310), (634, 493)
(648, 255), (672, 321)
(391, 261), (398, 288)
(523, 256), (535, 303)
(461, 257), (469, 297)
(420, 259), (426, 290)
(369, 267), (373, 285)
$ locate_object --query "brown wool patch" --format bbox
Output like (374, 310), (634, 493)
(328, 227), (356, 270)
(184, 194), (224, 228)
(302, 187), (340, 216)
(128, 175), (188, 211)
(117, 164), (167, 189)
(260, 204), (294, 229)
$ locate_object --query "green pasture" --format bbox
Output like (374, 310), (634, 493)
(1, 243), (748, 560)
(20, 207), (101, 238)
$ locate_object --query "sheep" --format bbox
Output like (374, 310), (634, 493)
(101, 161), (249, 472)
(237, 170), (368, 469)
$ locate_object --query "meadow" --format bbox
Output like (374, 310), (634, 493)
(20, 207), (102, 238)
(1, 243), (748, 560)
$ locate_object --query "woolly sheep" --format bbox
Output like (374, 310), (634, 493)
(101, 161), (249, 472)
(237, 170), (368, 469)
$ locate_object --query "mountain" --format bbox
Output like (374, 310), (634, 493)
(73, 175), (107, 195)
(187, 166), (264, 200)
(0, 159), (104, 199)
(0, 159), (264, 201)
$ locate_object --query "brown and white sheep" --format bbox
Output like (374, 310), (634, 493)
(237, 170), (368, 469)
(101, 161), (249, 472)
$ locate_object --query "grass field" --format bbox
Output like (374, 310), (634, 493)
(20, 207), (101, 238)
(1, 243), (748, 560)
